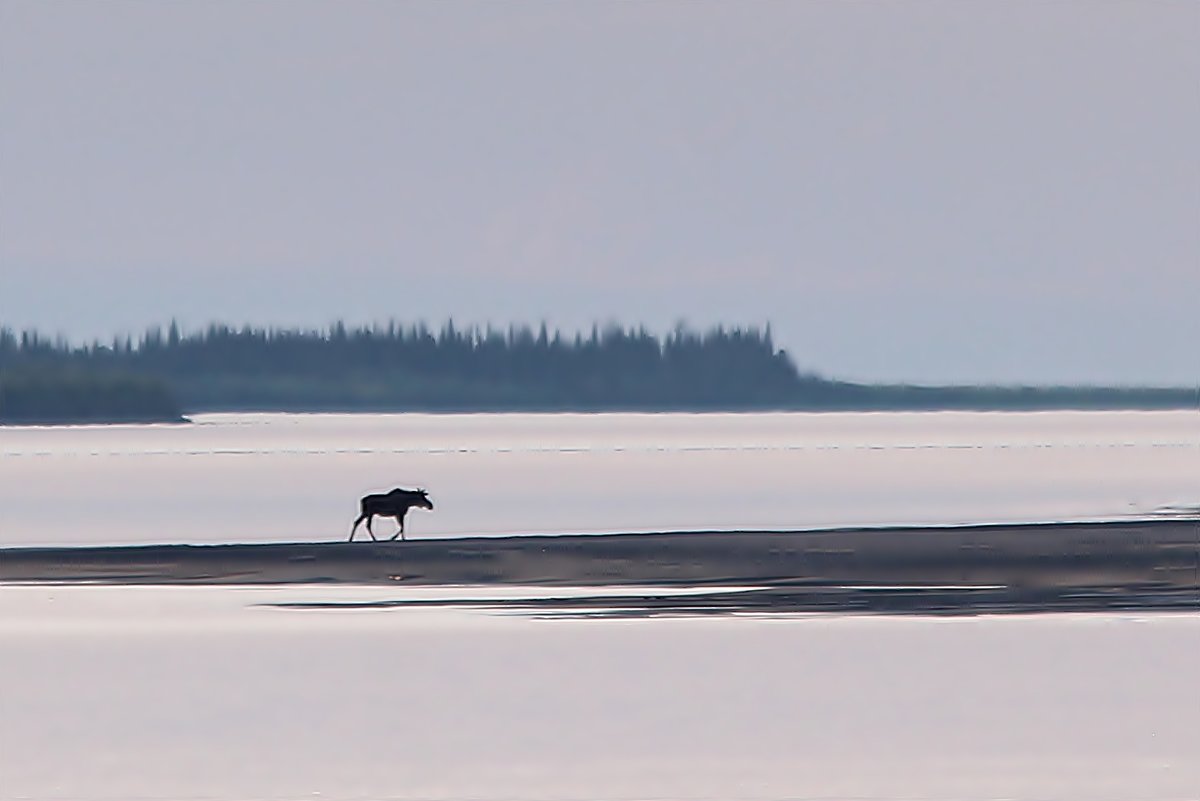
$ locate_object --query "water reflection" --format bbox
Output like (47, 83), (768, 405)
(5, 582), (1199, 800)
(265, 581), (1200, 619)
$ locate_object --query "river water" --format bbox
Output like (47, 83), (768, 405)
(1, 411), (1198, 800)
(1, 410), (1197, 546)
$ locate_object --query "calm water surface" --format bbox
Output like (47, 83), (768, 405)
(1, 410), (1197, 546)
(2, 411), (1197, 800)
(2, 584), (1198, 801)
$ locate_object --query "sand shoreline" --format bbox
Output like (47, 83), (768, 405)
(3, 519), (1197, 616)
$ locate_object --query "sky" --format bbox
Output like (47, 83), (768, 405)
(1, 1), (1197, 385)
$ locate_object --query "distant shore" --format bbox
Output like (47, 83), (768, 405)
(4, 519), (1197, 616)
(0, 413), (189, 426)
(6, 321), (1199, 418)
(0, 368), (185, 425)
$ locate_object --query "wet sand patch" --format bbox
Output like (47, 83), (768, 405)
(3, 519), (1196, 615)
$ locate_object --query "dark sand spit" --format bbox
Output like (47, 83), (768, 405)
(3, 520), (1198, 616)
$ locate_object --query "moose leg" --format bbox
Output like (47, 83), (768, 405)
(349, 513), (368, 542)
(365, 515), (379, 541)
(389, 514), (406, 542)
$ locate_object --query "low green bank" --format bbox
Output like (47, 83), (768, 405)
(0, 369), (185, 425)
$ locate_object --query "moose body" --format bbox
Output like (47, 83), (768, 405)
(350, 488), (433, 541)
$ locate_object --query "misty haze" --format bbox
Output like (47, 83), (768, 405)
(1, 3), (1197, 801)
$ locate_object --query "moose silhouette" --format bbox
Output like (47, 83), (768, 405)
(349, 488), (434, 542)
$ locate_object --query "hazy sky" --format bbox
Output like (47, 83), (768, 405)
(2, 1), (1197, 384)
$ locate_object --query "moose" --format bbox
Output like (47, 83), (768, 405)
(349, 488), (434, 542)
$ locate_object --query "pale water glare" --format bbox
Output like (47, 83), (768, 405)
(1, 411), (1197, 546)
(1, 585), (1198, 801)
(2, 412), (1199, 800)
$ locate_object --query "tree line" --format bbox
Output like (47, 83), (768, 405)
(0, 368), (184, 424)
(1, 321), (809, 412)
(1, 320), (1195, 421)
